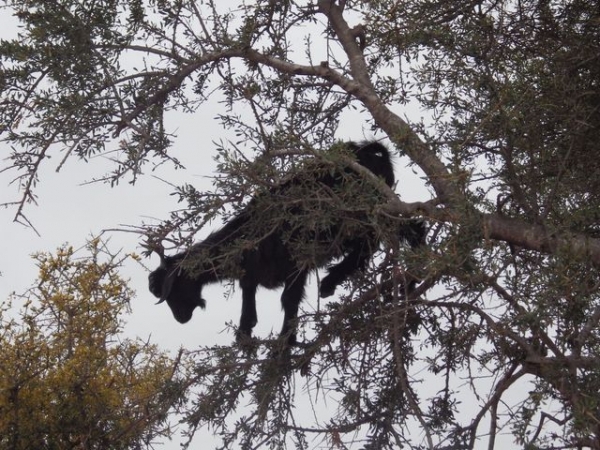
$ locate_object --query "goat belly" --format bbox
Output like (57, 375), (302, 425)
(240, 241), (295, 289)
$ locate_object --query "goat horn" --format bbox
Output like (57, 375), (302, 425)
(148, 240), (166, 262)
(159, 253), (167, 265)
(155, 297), (167, 305)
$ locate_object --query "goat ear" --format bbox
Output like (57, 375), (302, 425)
(156, 265), (177, 305)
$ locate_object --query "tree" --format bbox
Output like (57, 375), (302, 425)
(1, 0), (600, 448)
(0, 241), (189, 449)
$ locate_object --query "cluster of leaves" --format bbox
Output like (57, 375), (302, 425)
(0, 240), (189, 450)
(2, 0), (600, 448)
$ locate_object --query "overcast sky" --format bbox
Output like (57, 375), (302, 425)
(0, 5), (438, 447)
(0, 4), (430, 341)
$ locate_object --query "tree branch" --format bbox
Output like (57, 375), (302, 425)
(483, 213), (600, 266)
(381, 196), (600, 268)
(315, 0), (461, 206)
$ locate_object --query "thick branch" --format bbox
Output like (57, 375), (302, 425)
(106, 36), (600, 267)
(483, 214), (600, 266)
(317, 0), (373, 89)
(241, 44), (460, 207)
(315, 0), (460, 206)
(383, 197), (600, 267)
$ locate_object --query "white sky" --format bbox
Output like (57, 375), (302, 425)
(0, 4), (521, 449)
(0, 3), (430, 346)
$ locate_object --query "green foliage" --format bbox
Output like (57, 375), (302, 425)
(0, 240), (188, 450)
(2, 0), (600, 448)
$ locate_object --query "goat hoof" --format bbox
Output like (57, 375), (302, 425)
(236, 329), (255, 345)
(270, 339), (293, 360)
(287, 334), (298, 347)
(319, 283), (335, 298)
(269, 333), (297, 358)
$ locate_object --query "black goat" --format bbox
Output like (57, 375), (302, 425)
(149, 141), (424, 345)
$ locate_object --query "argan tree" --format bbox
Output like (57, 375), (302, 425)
(1, 0), (600, 448)
(0, 241), (188, 449)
